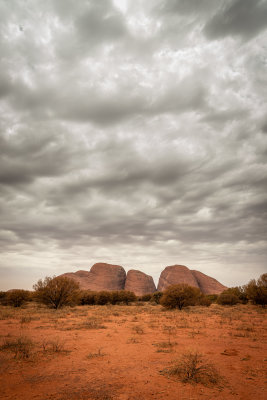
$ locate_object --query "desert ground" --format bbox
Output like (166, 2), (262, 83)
(0, 302), (266, 400)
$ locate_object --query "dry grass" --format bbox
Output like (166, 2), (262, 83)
(162, 351), (221, 386)
(0, 336), (34, 359)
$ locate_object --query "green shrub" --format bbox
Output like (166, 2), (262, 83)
(160, 284), (202, 310)
(217, 293), (239, 306)
(33, 276), (80, 309)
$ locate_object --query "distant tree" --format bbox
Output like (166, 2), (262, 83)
(160, 284), (202, 310)
(5, 290), (30, 307)
(33, 276), (79, 309)
(244, 273), (267, 307)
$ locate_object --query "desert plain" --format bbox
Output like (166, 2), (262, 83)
(0, 302), (266, 400)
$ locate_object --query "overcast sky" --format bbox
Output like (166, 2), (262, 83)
(0, 0), (267, 290)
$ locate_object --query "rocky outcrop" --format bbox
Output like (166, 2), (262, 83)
(61, 263), (126, 291)
(157, 265), (199, 292)
(124, 270), (156, 296)
(60, 262), (226, 295)
(157, 265), (226, 294)
(191, 270), (227, 294)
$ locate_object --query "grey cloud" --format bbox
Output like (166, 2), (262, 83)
(204, 0), (267, 41)
(0, 0), (266, 290)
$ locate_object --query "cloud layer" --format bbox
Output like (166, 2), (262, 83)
(1, 0), (267, 289)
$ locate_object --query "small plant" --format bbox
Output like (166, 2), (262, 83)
(132, 325), (144, 334)
(162, 351), (220, 386)
(0, 336), (34, 359)
(20, 316), (32, 324)
(86, 348), (105, 359)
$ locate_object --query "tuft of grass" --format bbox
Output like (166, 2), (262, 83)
(0, 336), (34, 359)
(41, 337), (68, 354)
(161, 351), (221, 386)
(153, 341), (177, 353)
(86, 348), (106, 359)
(20, 316), (32, 324)
(132, 325), (144, 334)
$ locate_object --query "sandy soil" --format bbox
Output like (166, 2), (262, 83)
(0, 303), (266, 400)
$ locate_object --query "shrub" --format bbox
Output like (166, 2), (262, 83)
(197, 295), (212, 307)
(151, 291), (163, 304)
(33, 276), (80, 309)
(95, 291), (112, 305)
(163, 351), (220, 386)
(79, 291), (97, 305)
(118, 290), (136, 304)
(222, 287), (248, 304)
(0, 291), (8, 306)
(139, 294), (152, 302)
(206, 294), (218, 303)
(217, 293), (239, 306)
(160, 284), (202, 310)
(6, 290), (30, 307)
(244, 273), (267, 307)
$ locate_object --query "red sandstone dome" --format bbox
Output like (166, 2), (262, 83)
(124, 269), (156, 296)
(157, 265), (226, 294)
(60, 262), (226, 295)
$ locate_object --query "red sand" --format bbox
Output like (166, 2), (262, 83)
(0, 303), (266, 400)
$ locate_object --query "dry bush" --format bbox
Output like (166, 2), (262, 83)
(245, 273), (267, 307)
(33, 276), (80, 309)
(6, 290), (30, 307)
(160, 284), (202, 310)
(41, 338), (67, 353)
(162, 351), (221, 386)
(217, 293), (239, 306)
(0, 336), (34, 359)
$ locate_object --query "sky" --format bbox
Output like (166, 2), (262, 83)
(0, 0), (267, 291)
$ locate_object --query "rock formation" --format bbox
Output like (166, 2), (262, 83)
(61, 263), (126, 291)
(191, 270), (227, 294)
(157, 264), (226, 294)
(157, 265), (199, 292)
(60, 262), (226, 295)
(124, 269), (156, 296)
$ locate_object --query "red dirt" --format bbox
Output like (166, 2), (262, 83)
(0, 303), (266, 400)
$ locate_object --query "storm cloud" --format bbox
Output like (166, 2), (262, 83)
(0, 0), (266, 290)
